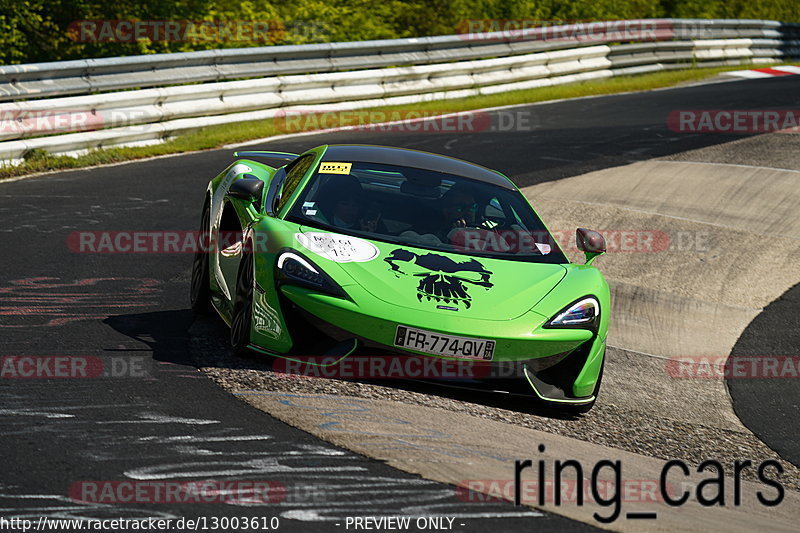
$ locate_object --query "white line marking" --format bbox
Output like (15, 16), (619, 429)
(138, 434), (273, 442)
(725, 70), (773, 79)
(772, 66), (800, 74)
(97, 414), (219, 425)
(0, 409), (75, 418)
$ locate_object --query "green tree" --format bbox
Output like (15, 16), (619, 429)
(1, 0), (797, 65)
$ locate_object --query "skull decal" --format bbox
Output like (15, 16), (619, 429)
(384, 249), (493, 309)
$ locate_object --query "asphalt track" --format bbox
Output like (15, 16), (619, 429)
(1, 74), (798, 529)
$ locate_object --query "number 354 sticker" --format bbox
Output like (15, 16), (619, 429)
(296, 232), (378, 263)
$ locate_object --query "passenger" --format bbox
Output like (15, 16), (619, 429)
(441, 186), (479, 231)
(432, 185), (480, 242)
(401, 184), (480, 246)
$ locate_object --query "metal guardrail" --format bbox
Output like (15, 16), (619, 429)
(1, 19), (796, 101)
(0, 19), (798, 164)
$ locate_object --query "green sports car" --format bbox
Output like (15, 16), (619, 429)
(191, 144), (609, 413)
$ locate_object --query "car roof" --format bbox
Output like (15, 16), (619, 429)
(320, 144), (516, 190)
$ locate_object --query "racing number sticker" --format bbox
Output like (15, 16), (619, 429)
(296, 232), (379, 263)
(319, 162), (352, 175)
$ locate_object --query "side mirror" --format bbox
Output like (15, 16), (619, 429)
(576, 228), (606, 264)
(229, 175), (265, 210)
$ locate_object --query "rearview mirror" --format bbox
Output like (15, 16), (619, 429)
(576, 228), (606, 264)
(229, 176), (265, 209)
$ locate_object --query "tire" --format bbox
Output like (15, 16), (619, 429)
(190, 202), (211, 314)
(231, 244), (254, 356)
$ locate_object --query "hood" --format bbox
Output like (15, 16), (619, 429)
(296, 229), (567, 321)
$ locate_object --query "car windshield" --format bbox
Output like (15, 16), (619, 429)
(286, 160), (567, 263)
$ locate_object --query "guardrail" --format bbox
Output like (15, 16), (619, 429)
(1, 18), (798, 164)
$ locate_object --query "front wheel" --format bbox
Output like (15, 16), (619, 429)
(231, 246), (254, 356)
(190, 202), (211, 314)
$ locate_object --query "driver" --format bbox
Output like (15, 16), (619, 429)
(434, 185), (480, 242)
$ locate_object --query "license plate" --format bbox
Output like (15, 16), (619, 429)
(394, 325), (495, 361)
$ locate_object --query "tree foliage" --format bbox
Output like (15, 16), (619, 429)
(0, 0), (797, 65)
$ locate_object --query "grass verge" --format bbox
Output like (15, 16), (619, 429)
(0, 65), (765, 180)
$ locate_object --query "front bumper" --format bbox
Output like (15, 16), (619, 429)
(262, 284), (605, 402)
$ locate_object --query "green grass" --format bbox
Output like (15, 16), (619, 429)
(0, 64), (768, 180)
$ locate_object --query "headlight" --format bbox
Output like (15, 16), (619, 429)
(276, 251), (346, 297)
(544, 297), (599, 329)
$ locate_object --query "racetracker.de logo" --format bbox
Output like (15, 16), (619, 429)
(667, 110), (800, 133)
(67, 231), (269, 254)
(67, 20), (285, 43)
(274, 109), (533, 134)
(457, 479), (670, 504)
(455, 19), (672, 42)
(0, 356), (102, 379)
(0, 109), (149, 137)
(0, 356), (149, 379)
(69, 481), (286, 504)
(456, 229), (673, 254)
(0, 109), (178, 140)
(272, 355), (493, 380)
(666, 355), (800, 379)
